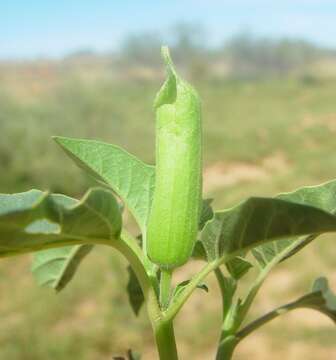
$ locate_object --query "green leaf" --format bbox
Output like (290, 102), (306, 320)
(31, 194), (94, 291)
(54, 137), (213, 235)
(0, 188), (122, 257)
(225, 257), (253, 280)
(252, 180), (336, 268)
(201, 179), (336, 261)
(54, 137), (155, 232)
(126, 265), (145, 316)
(32, 245), (93, 291)
(252, 235), (316, 268)
(191, 240), (207, 260)
(216, 270), (238, 318)
(310, 277), (336, 322)
(190, 200), (215, 260)
(173, 280), (208, 299)
(279, 234), (317, 263)
(199, 198), (214, 230)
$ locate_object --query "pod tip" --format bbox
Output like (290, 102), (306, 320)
(161, 46), (177, 77)
(153, 46), (178, 109)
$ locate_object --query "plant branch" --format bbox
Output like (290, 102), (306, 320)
(238, 235), (311, 327)
(214, 268), (227, 317)
(164, 257), (227, 321)
(214, 268), (240, 360)
(236, 292), (319, 340)
(107, 230), (179, 359)
(112, 230), (161, 322)
(154, 319), (179, 360)
(160, 269), (173, 310)
(216, 335), (239, 360)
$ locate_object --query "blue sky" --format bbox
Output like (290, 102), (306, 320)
(1, 0), (336, 59)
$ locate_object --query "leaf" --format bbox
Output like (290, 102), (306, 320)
(310, 277), (336, 322)
(222, 277), (238, 315)
(252, 235), (317, 268)
(32, 245), (93, 291)
(190, 200), (215, 260)
(225, 257), (253, 280)
(54, 137), (213, 235)
(201, 179), (336, 261)
(31, 193), (95, 291)
(173, 280), (208, 299)
(199, 198), (214, 230)
(279, 234), (317, 263)
(252, 238), (294, 268)
(215, 269), (238, 318)
(126, 265), (144, 316)
(252, 180), (336, 268)
(192, 240), (207, 260)
(54, 137), (155, 232)
(0, 188), (122, 257)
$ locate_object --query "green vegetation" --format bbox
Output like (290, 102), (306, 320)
(2, 71), (336, 195)
(147, 47), (202, 268)
(0, 46), (336, 359)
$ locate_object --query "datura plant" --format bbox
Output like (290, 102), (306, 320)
(1, 47), (336, 360)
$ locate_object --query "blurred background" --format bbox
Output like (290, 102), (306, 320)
(1, 1), (336, 359)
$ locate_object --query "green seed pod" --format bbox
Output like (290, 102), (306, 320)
(146, 46), (202, 269)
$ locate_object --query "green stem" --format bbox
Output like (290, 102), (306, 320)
(115, 231), (151, 296)
(214, 268), (227, 317)
(214, 268), (239, 359)
(113, 230), (161, 322)
(238, 235), (312, 327)
(106, 231), (180, 358)
(160, 269), (172, 310)
(236, 292), (319, 340)
(214, 236), (315, 359)
(154, 319), (179, 360)
(165, 257), (226, 321)
(215, 335), (239, 360)
(113, 231), (177, 358)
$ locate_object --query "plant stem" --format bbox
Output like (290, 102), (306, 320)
(238, 235), (313, 327)
(110, 231), (178, 358)
(236, 292), (319, 340)
(215, 335), (239, 360)
(154, 319), (179, 360)
(214, 268), (240, 359)
(165, 258), (225, 321)
(214, 268), (227, 316)
(113, 230), (161, 321)
(160, 269), (172, 309)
